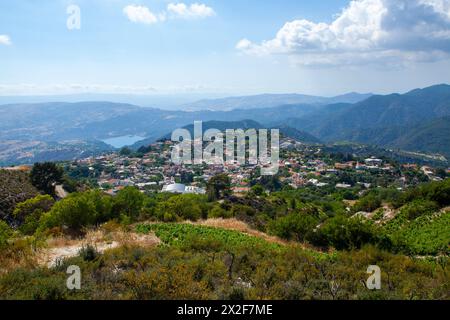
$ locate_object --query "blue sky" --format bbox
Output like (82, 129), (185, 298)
(1, 0), (450, 96)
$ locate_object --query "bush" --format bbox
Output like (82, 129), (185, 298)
(13, 195), (54, 235)
(38, 190), (113, 232)
(209, 205), (232, 219)
(428, 178), (450, 207)
(231, 205), (257, 218)
(154, 194), (206, 222)
(354, 194), (382, 212)
(0, 269), (68, 300)
(401, 199), (438, 220)
(79, 244), (99, 262)
(112, 187), (145, 220)
(315, 215), (377, 250)
(396, 179), (450, 208)
(268, 212), (318, 242)
(30, 276), (67, 300)
(0, 221), (12, 248)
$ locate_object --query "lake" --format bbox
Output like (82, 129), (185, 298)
(102, 135), (145, 148)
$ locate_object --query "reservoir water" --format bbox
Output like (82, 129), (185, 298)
(102, 135), (145, 148)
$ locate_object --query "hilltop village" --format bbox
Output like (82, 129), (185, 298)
(61, 138), (447, 197)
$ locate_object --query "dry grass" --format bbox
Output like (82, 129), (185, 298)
(343, 200), (357, 207)
(36, 226), (160, 268)
(0, 238), (37, 274)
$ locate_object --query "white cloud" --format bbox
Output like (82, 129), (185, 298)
(123, 3), (215, 25)
(0, 35), (11, 46)
(167, 3), (216, 19)
(123, 5), (159, 24)
(237, 0), (450, 66)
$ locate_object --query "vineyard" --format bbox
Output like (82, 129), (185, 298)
(136, 223), (283, 252)
(382, 209), (450, 255)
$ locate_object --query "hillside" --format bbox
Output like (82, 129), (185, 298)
(282, 85), (450, 157)
(0, 169), (38, 224)
(0, 102), (141, 141)
(392, 117), (450, 156)
(155, 120), (321, 146)
(327, 84), (450, 134)
(0, 168), (448, 299)
(276, 125), (322, 144)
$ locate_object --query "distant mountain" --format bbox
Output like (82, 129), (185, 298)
(271, 103), (353, 131)
(329, 92), (375, 104)
(0, 93), (226, 110)
(0, 92), (372, 111)
(0, 96), (366, 144)
(282, 84), (450, 157)
(314, 84), (450, 140)
(180, 92), (372, 111)
(0, 102), (141, 140)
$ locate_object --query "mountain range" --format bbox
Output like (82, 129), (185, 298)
(0, 92), (372, 111)
(0, 84), (449, 165)
(178, 92), (373, 111)
(278, 84), (450, 157)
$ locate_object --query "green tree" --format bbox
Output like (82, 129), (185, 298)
(250, 184), (266, 197)
(155, 194), (205, 221)
(13, 195), (55, 235)
(268, 212), (318, 242)
(112, 187), (145, 220)
(30, 162), (63, 196)
(207, 174), (231, 201)
(428, 178), (450, 206)
(40, 194), (96, 230)
(38, 190), (112, 231)
(119, 147), (132, 156)
(354, 194), (382, 212)
(317, 215), (377, 250)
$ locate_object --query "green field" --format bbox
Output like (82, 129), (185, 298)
(136, 223), (283, 251)
(383, 211), (450, 255)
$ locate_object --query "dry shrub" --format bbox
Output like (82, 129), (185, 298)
(0, 238), (37, 273)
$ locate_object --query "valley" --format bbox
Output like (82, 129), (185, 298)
(1, 84), (449, 166)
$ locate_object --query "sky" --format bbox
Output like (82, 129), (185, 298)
(1, 0), (450, 97)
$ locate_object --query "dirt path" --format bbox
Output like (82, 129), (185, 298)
(37, 230), (160, 268)
(39, 242), (120, 268)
